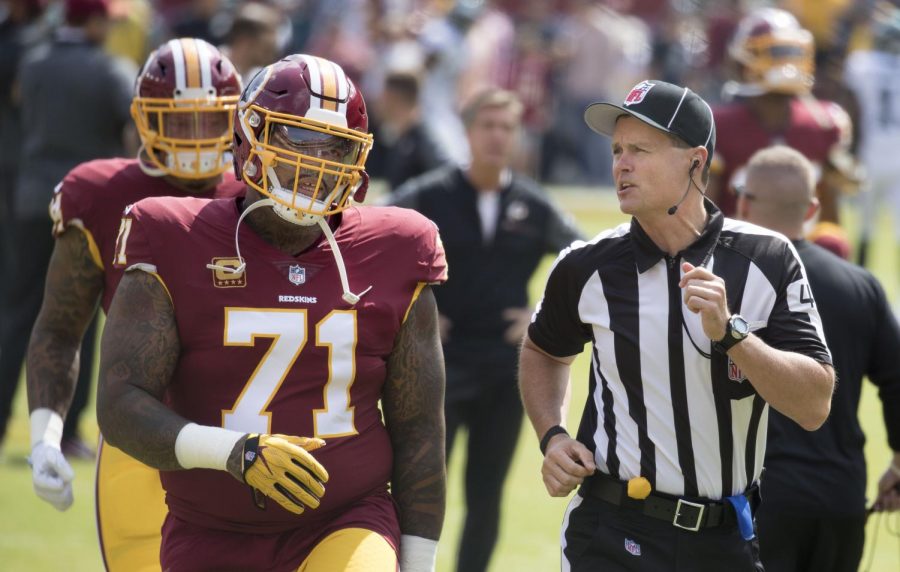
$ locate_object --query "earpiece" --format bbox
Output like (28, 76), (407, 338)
(668, 158), (708, 215)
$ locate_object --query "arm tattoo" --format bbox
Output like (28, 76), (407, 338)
(96, 270), (186, 470)
(382, 286), (446, 540)
(26, 228), (103, 417)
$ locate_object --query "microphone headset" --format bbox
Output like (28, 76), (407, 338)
(667, 159), (705, 215)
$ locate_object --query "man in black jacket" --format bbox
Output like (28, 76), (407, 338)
(737, 145), (900, 572)
(368, 71), (449, 193)
(390, 88), (582, 572)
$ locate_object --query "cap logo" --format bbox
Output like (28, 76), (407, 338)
(624, 81), (655, 106)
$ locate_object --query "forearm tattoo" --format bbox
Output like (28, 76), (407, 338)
(97, 270), (186, 470)
(382, 287), (447, 540)
(26, 229), (103, 416)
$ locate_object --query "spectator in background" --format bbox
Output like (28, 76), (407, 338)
(844, 4), (900, 269)
(0, 0), (48, 430)
(736, 145), (900, 572)
(0, 0), (136, 458)
(221, 1), (283, 81)
(369, 71), (449, 192)
(390, 88), (582, 572)
(417, 0), (483, 166)
(546, 0), (650, 185)
(103, 0), (153, 67)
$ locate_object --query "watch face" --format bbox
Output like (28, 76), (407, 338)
(732, 315), (750, 338)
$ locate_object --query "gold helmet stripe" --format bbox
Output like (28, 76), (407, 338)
(180, 38), (202, 88)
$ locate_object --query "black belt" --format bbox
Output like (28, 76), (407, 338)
(580, 472), (753, 532)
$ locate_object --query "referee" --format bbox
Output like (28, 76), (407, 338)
(519, 80), (835, 571)
(736, 145), (900, 572)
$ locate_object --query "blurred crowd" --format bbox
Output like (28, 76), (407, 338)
(3, 0), (898, 192)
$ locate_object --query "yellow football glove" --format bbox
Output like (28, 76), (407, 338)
(241, 433), (329, 515)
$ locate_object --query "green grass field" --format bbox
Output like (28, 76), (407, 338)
(1, 189), (898, 571)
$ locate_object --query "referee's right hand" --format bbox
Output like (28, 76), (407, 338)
(542, 436), (596, 497)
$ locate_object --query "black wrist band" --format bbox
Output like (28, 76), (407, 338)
(539, 425), (569, 455)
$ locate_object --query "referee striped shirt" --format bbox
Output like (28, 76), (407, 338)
(528, 202), (831, 500)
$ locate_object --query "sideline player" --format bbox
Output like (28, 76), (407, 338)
(26, 38), (244, 571)
(710, 7), (860, 256)
(97, 54), (447, 571)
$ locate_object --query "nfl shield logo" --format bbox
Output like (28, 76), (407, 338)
(624, 81), (655, 106)
(728, 356), (747, 383)
(288, 264), (306, 285)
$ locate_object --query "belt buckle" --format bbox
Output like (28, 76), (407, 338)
(673, 499), (705, 531)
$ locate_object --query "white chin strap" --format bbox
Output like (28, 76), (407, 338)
(205, 197), (372, 306)
(137, 145), (166, 177)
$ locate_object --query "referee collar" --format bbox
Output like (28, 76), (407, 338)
(631, 199), (724, 273)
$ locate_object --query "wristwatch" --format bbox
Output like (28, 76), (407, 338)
(714, 314), (750, 354)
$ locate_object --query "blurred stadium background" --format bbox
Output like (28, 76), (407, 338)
(3, 0), (900, 570)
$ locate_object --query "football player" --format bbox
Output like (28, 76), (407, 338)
(844, 4), (900, 267)
(26, 38), (244, 570)
(97, 54), (447, 571)
(709, 7), (860, 257)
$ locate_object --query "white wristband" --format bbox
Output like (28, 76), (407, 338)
(30, 408), (64, 450)
(174, 423), (245, 471)
(399, 534), (438, 572)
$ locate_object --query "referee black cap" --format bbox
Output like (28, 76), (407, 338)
(584, 80), (716, 167)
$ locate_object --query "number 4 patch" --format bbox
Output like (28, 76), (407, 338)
(787, 278), (816, 311)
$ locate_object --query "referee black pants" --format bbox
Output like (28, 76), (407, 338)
(756, 506), (865, 572)
(562, 493), (764, 571)
(444, 360), (522, 572)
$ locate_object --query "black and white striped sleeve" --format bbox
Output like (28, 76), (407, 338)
(528, 245), (592, 357)
(758, 240), (832, 366)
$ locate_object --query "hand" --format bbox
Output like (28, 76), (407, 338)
(240, 433), (329, 515)
(30, 442), (75, 511)
(873, 454), (900, 512)
(541, 435), (596, 497)
(502, 307), (533, 345)
(679, 262), (729, 341)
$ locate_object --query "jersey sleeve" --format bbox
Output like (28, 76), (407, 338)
(414, 218), (448, 285)
(112, 201), (158, 274)
(49, 167), (108, 268)
(527, 245), (592, 357)
(759, 242), (832, 365)
(50, 170), (97, 237)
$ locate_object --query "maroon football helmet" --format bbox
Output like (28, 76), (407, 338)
(727, 8), (814, 97)
(232, 54), (373, 224)
(131, 38), (243, 179)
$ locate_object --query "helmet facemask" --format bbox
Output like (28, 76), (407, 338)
(736, 33), (814, 96)
(238, 104), (373, 226)
(132, 87), (239, 179)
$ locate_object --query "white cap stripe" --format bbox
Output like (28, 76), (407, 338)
(197, 39), (212, 89)
(668, 87), (689, 129)
(701, 99), (715, 148)
(170, 39), (186, 91)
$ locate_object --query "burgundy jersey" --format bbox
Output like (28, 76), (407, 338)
(712, 97), (844, 216)
(49, 158), (245, 312)
(114, 197), (448, 534)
